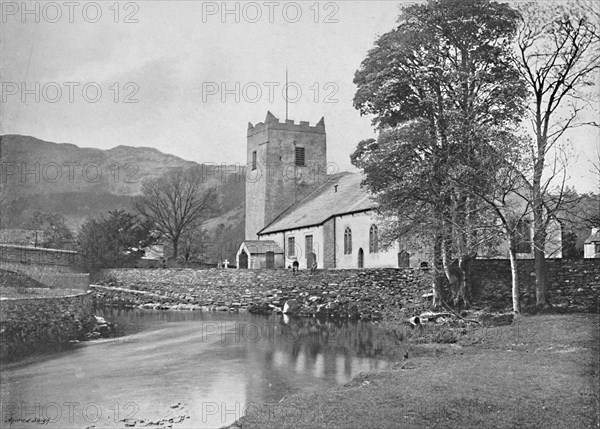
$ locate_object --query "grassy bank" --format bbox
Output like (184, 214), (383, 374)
(0, 269), (81, 298)
(232, 313), (599, 429)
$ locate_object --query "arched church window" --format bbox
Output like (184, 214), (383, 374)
(344, 227), (352, 255)
(369, 225), (379, 253)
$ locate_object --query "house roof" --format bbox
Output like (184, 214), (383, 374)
(259, 172), (375, 235)
(242, 240), (283, 254)
(584, 230), (600, 244)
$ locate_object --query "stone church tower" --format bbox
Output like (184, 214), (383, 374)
(245, 111), (327, 239)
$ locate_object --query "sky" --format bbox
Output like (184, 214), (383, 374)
(1, 0), (598, 193)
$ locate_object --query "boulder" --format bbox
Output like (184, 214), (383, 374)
(283, 299), (299, 315)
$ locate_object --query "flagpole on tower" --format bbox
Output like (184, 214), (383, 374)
(285, 68), (289, 121)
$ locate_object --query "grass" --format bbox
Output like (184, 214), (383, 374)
(232, 313), (599, 429)
(0, 269), (81, 298)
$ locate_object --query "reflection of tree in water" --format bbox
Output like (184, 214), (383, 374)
(242, 315), (405, 405)
(271, 316), (404, 361)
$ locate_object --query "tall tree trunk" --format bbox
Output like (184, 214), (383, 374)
(432, 234), (444, 308)
(172, 238), (179, 258)
(533, 161), (549, 307)
(508, 232), (520, 314)
(533, 114), (549, 307)
(456, 255), (471, 308)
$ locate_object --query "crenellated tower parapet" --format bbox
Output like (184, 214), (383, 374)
(248, 111), (325, 137)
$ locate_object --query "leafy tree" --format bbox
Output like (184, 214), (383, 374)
(135, 167), (218, 258)
(514, 0), (600, 306)
(23, 211), (74, 249)
(352, 0), (527, 306)
(78, 210), (153, 269)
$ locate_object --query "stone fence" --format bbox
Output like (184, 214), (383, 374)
(93, 259), (600, 317)
(93, 268), (433, 320)
(0, 244), (80, 267)
(471, 259), (600, 310)
(0, 291), (96, 361)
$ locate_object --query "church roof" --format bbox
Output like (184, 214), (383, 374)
(242, 240), (284, 254)
(259, 172), (375, 235)
(584, 229), (600, 244)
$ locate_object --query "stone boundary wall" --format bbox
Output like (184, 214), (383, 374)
(0, 244), (80, 267)
(93, 268), (433, 320)
(0, 291), (96, 361)
(471, 259), (600, 310)
(1, 261), (90, 290)
(94, 259), (600, 317)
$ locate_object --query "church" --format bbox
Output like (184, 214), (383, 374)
(235, 112), (428, 270)
(235, 111), (563, 270)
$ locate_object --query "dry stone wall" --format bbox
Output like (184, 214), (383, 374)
(471, 259), (600, 311)
(0, 292), (96, 361)
(94, 259), (600, 317)
(93, 268), (433, 321)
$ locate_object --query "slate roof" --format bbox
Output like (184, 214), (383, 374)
(584, 230), (600, 244)
(259, 172), (375, 235)
(242, 240), (284, 254)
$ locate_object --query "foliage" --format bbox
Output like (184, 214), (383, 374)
(23, 211), (74, 249)
(352, 0), (528, 306)
(77, 209), (153, 270)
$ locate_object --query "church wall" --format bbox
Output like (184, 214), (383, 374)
(285, 226), (325, 270)
(259, 211), (432, 270)
(322, 218), (335, 269)
(335, 212), (400, 269)
(260, 227), (326, 270)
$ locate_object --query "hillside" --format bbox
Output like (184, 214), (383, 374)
(0, 135), (245, 259)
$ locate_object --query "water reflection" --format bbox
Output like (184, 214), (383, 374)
(0, 309), (404, 428)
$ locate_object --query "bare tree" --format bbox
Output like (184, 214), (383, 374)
(514, 0), (600, 307)
(135, 167), (218, 258)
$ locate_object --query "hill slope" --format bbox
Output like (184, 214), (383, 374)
(0, 135), (245, 259)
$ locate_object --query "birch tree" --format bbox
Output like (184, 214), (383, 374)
(514, 0), (600, 307)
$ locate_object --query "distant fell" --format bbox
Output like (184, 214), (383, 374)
(0, 135), (246, 258)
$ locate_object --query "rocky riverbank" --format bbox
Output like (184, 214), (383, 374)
(91, 268), (433, 321)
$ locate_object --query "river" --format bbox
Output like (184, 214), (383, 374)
(0, 308), (405, 428)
